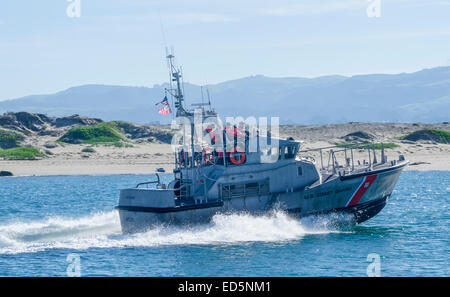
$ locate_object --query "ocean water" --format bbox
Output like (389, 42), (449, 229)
(0, 171), (448, 277)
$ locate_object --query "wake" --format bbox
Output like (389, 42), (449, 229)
(0, 210), (350, 255)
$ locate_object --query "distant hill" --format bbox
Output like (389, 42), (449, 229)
(1, 67), (449, 124)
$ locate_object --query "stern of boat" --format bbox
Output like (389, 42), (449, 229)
(116, 188), (176, 233)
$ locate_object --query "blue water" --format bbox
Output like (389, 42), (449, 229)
(0, 171), (448, 276)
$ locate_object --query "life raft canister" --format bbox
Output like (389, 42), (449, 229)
(230, 147), (246, 165)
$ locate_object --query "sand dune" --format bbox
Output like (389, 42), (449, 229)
(1, 122), (449, 176)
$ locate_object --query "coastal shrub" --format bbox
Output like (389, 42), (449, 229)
(59, 123), (127, 146)
(103, 142), (134, 148)
(334, 142), (399, 149)
(0, 171), (13, 177)
(44, 142), (58, 149)
(400, 129), (450, 144)
(107, 121), (135, 132)
(107, 121), (173, 143)
(81, 146), (96, 153)
(0, 129), (24, 149)
(431, 129), (450, 143)
(0, 147), (45, 160)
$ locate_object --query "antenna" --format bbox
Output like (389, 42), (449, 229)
(158, 14), (176, 119)
(207, 88), (212, 111)
(165, 48), (190, 117)
(159, 13), (168, 50)
(200, 86), (204, 102)
(162, 48), (216, 119)
(201, 86), (205, 112)
(180, 66), (187, 105)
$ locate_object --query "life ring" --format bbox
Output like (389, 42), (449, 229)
(230, 147), (246, 165)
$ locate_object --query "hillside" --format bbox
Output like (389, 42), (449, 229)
(1, 67), (449, 124)
(0, 112), (172, 161)
(0, 111), (449, 176)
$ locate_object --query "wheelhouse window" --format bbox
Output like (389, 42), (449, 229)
(285, 145), (296, 159)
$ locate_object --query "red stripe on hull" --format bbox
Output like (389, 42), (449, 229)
(346, 174), (378, 207)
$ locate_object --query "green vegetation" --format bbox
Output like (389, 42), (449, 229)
(81, 146), (96, 153)
(107, 121), (135, 132)
(431, 129), (450, 142)
(44, 142), (58, 149)
(0, 147), (45, 160)
(400, 129), (450, 144)
(59, 123), (128, 146)
(106, 142), (133, 148)
(334, 142), (399, 149)
(0, 129), (24, 149)
(107, 121), (173, 144)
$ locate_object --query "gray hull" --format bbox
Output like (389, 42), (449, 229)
(117, 161), (407, 233)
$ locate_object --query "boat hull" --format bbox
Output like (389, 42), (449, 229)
(116, 162), (407, 233)
(117, 197), (388, 233)
(118, 204), (223, 233)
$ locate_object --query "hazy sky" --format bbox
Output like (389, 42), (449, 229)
(1, 0), (450, 100)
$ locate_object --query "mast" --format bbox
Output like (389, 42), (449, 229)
(164, 49), (219, 172)
(165, 49), (191, 117)
(165, 48), (216, 119)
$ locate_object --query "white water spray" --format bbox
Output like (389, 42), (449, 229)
(0, 210), (349, 255)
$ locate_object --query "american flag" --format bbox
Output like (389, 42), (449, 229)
(156, 96), (172, 115)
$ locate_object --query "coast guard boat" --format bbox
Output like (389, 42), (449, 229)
(116, 52), (409, 233)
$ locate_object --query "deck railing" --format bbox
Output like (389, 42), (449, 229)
(298, 143), (389, 175)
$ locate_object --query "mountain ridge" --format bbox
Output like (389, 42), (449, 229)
(1, 66), (449, 124)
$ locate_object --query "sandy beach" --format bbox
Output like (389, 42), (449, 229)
(2, 144), (448, 176)
(279, 123), (450, 172)
(1, 122), (449, 176)
(0, 142), (175, 176)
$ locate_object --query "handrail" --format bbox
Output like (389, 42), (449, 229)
(136, 180), (159, 188)
(298, 142), (385, 153)
(135, 181), (190, 192)
(298, 142), (388, 173)
(171, 184), (189, 191)
(135, 173), (161, 188)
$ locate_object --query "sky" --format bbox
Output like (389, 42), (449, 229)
(0, 0), (450, 100)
